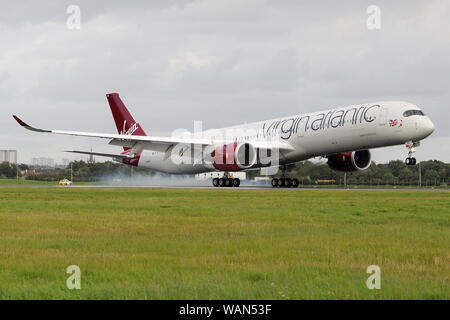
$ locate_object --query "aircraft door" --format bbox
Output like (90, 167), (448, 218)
(379, 107), (388, 126)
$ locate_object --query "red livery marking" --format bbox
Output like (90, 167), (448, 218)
(389, 119), (398, 127)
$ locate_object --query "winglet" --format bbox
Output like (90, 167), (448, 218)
(13, 115), (28, 127)
(12, 115), (52, 133)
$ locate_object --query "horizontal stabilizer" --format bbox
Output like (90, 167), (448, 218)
(64, 150), (132, 159)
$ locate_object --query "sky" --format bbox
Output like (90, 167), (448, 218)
(1, 0), (449, 164)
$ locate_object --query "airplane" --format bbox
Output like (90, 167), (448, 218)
(13, 93), (435, 188)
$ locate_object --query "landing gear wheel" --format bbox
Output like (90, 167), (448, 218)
(212, 178), (219, 187)
(292, 178), (299, 188)
(232, 178), (240, 187)
(277, 178), (285, 187)
(405, 157), (417, 166)
(218, 178), (226, 187)
(225, 178), (233, 187)
(285, 178), (292, 188)
(271, 178), (279, 187)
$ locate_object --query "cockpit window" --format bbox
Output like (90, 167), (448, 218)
(403, 110), (425, 117)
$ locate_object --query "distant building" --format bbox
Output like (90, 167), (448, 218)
(0, 150), (17, 164)
(31, 157), (55, 168)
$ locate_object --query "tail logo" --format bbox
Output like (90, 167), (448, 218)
(120, 120), (139, 135)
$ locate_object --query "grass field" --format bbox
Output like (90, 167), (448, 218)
(0, 187), (448, 299)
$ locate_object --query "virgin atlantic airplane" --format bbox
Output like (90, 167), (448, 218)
(13, 93), (435, 188)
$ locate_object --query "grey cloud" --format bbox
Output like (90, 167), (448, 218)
(1, 0), (449, 163)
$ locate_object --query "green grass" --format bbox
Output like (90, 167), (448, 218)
(0, 188), (448, 299)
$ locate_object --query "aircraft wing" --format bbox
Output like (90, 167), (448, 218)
(13, 115), (294, 152)
(13, 115), (213, 153)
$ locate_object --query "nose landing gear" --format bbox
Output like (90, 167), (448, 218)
(212, 172), (240, 187)
(405, 141), (420, 166)
(405, 157), (416, 166)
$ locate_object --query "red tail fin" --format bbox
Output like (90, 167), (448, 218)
(107, 93), (147, 155)
(106, 93), (147, 137)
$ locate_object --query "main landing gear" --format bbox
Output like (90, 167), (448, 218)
(271, 177), (299, 188)
(271, 165), (299, 188)
(405, 141), (420, 166)
(212, 173), (240, 188)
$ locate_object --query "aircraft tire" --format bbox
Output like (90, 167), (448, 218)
(271, 178), (278, 187)
(285, 178), (292, 188)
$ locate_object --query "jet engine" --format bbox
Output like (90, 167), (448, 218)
(327, 150), (371, 172)
(211, 142), (257, 171)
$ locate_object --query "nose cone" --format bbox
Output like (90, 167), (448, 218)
(426, 118), (435, 134)
(421, 118), (435, 138)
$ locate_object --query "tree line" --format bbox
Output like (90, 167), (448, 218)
(283, 159), (448, 186)
(0, 159), (448, 186)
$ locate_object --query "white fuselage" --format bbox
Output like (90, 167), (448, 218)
(136, 101), (435, 174)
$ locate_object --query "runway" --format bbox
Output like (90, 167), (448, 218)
(1, 183), (448, 191)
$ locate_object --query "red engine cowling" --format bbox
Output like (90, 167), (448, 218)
(327, 150), (371, 172)
(211, 142), (257, 171)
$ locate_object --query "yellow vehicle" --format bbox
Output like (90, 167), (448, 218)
(59, 179), (73, 186)
(315, 179), (336, 184)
